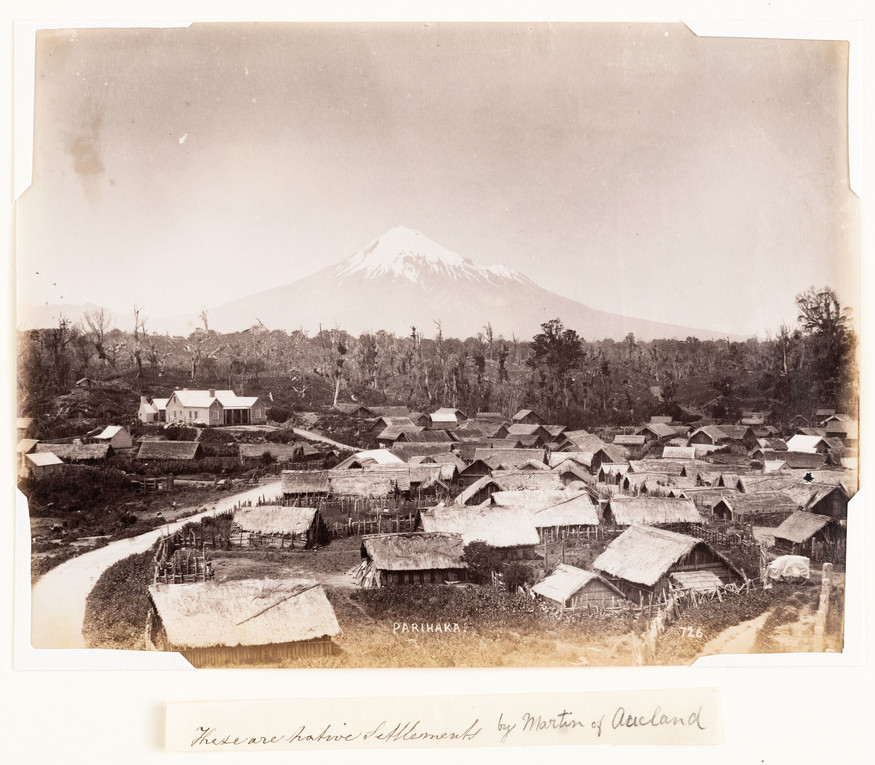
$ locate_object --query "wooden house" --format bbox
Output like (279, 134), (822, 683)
(773, 511), (845, 557)
(356, 532), (467, 588)
(21, 451), (64, 479)
(512, 409), (544, 425)
(333, 403), (375, 418)
(429, 408), (467, 429)
(145, 579), (340, 667)
(528, 493), (600, 539)
(711, 492), (797, 522)
(416, 504), (539, 560)
(552, 460), (594, 487)
(232, 506), (330, 548)
(164, 389), (267, 426)
(93, 425), (134, 450)
(136, 441), (202, 461)
(687, 425), (730, 446)
(785, 434), (832, 454)
(138, 396), (163, 423)
(635, 422), (676, 442)
(593, 525), (745, 600)
(532, 564), (627, 611)
(603, 497), (703, 529)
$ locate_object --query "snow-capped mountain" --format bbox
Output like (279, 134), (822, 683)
(158, 226), (734, 340)
(335, 226), (530, 287)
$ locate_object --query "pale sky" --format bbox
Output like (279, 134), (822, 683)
(16, 22), (858, 336)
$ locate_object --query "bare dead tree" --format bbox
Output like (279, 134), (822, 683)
(83, 307), (117, 375)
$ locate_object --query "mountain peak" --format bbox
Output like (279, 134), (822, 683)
(334, 226), (528, 286)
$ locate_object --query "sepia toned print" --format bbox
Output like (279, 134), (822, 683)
(17, 23), (858, 668)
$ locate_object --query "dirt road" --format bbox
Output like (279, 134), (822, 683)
(29, 479), (284, 650)
(697, 610), (772, 657)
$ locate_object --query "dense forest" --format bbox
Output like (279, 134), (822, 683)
(18, 287), (857, 429)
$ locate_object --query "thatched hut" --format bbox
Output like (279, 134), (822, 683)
(239, 443), (304, 465)
(232, 506), (330, 548)
(592, 525), (745, 600)
(145, 579), (340, 666)
(603, 497), (704, 529)
(281, 469), (330, 497)
(712, 492), (797, 522)
(532, 564), (626, 611)
(773, 511), (846, 557)
(36, 442), (112, 463)
(357, 532), (467, 588)
(416, 505), (539, 560)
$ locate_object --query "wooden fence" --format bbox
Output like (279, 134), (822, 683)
(330, 514), (417, 538)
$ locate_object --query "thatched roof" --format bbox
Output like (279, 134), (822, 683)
(491, 490), (575, 510)
(614, 434), (646, 447)
(532, 564), (625, 603)
(607, 497), (703, 526)
(148, 579), (340, 649)
(328, 472), (398, 497)
(769, 451), (827, 470)
(670, 570), (725, 594)
(773, 511), (832, 544)
(239, 443), (303, 461)
(233, 506), (319, 535)
(399, 429), (455, 443)
(334, 449), (405, 469)
(136, 441), (201, 460)
(713, 492), (797, 517)
(37, 442), (112, 461)
(628, 459), (686, 476)
(389, 443), (455, 462)
(593, 525), (702, 586)
(377, 425), (424, 442)
(491, 471), (564, 491)
(636, 422), (677, 439)
(361, 532), (465, 570)
(472, 447), (545, 468)
(418, 505), (540, 548)
(531, 494), (600, 528)
(281, 470), (330, 495)
(370, 406), (411, 417)
(334, 403), (374, 416)
(662, 446), (697, 460)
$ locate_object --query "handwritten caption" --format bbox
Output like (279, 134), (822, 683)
(166, 689), (720, 751)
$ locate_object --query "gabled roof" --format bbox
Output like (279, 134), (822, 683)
(718, 425), (752, 440)
(614, 434), (647, 447)
(26, 452), (63, 467)
(472, 448), (545, 469)
(239, 443), (304, 461)
(334, 403), (374, 416)
(530, 493), (600, 528)
(169, 389), (258, 409)
(532, 564), (625, 603)
(36, 442), (111, 461)
(361, 532), (465, 571)
(688, 425), (730, 443)
(148, 579), (340, 648)
(773, 511), (832, 544)
(786, 434), (829, 453)
(713, 492), (798, 517)
(593, 526), (702, 586)
(333, 449), (406, 469)
(234, 506), (320, 535)
(507, 423), (545, 437)
(607, 497), (703, 526)
(635, 422), (676, 439)
(17, 438), (39, 454)
(418, 505), (540, 548)
(662, 446), (697, 460)
(94, 425), (128, 440)
(628, 459), (686, 476)
(281, 470), (330, 495)
(512, 409), (541, 421)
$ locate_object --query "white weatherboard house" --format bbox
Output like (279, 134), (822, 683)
(164, 389), (267, 426)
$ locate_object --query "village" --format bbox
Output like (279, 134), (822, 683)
(20, 385), (855, 667)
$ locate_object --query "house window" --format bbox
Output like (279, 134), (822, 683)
(212, 410), (219, 420)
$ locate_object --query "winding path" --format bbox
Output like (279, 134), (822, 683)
(291, 426), (360, 452)
(30, 479), (284, 649)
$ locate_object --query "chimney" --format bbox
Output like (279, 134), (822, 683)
(140, 396), (148, 404)
(209, 389), (216, 398)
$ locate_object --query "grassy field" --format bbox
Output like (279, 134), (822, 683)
(82, 531), (843, 667)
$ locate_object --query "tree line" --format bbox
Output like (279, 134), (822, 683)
(18, 287), (857, 427)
